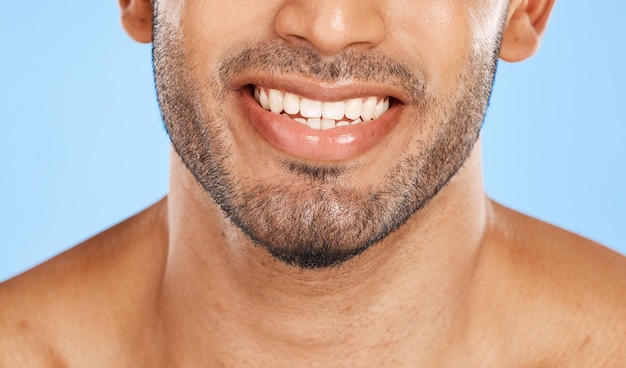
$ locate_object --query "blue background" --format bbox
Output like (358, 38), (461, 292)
(1, 2), (624, 281)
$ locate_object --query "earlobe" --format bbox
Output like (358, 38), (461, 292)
(119, 0), (153, 44)
(500, 0), (556, 62)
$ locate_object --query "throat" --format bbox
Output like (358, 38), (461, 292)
(161, 227), (474, 367)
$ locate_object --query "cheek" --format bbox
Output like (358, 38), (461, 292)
(386, 1), (494, 95)
(173, 1), (285, 87)
(467, 0), (508, 48)
(178, 1), (280, 54)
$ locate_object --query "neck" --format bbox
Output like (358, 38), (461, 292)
(159, 143), (489, 366)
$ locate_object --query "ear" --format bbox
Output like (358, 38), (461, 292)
(119, 0), (153, 43)
(500, 0), (556, 62)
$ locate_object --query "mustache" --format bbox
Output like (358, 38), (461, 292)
(216, 40), (428, 103)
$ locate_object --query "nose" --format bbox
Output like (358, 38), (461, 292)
(274, 0), (386, 57)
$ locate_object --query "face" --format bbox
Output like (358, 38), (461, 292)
(153, 0), (508, 269)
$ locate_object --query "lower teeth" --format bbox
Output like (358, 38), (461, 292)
(281, 114), (363, 130)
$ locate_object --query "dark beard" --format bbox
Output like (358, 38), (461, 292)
(152, 3), (503, 269)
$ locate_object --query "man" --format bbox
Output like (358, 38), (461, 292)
(1, 0), (625, 366)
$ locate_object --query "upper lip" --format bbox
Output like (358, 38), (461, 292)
(230, 73), (409, 105)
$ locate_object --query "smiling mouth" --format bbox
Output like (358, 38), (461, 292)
(252, 85), (392, 131)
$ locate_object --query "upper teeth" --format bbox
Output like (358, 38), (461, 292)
(253, 86), (390, 130)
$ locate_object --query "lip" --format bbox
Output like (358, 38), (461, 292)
(236, 77), (406, 162)
(232, 73), (411, 104)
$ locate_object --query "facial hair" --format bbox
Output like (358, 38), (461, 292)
(153, 3), (503, 269)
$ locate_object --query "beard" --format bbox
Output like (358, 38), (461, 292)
(153, 5), (503, 269)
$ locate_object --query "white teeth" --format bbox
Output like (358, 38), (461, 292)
(307, 118), (322, 130)
(254, 88), (261, 104)
(253, 86), (391, 130)
(361, 96), (377, 121)
(259, 88), (270, 110)
(322, 101), (345, 120)
(344, 98), (363, 120)
(372, 98), (389, 120)
(321, 118), (336, 130)
(300, 98), (323, 118)
(283, 93), (300, 115)
(268, 89), (284, 114)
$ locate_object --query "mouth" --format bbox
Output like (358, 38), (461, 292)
(253, 86), (391, 130)
(239, 82), (405, 162)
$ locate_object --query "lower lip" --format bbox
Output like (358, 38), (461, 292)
(240, 88), (403, 162)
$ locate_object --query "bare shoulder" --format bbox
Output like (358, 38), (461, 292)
(0, 198), (168, 366)
(480, 201), (626, 365)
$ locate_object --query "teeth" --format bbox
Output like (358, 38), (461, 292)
(258, 88), (270, 110)
(300, 98), (323, 118)
(345, 98), (363, 120)
(253, 86), (391, 131)
(320, 118), (336, 130)
(268, 89), (284, 114)
(322, 101), (345, 120)
(361, 96), (377, 121)
(307, 118), (322, 130)
(372, 98), (388, 120)
(254, 88), (261, 105)
(284, 93), (300, 115)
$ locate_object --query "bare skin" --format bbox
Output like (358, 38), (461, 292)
(2, 0), (626, 366)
